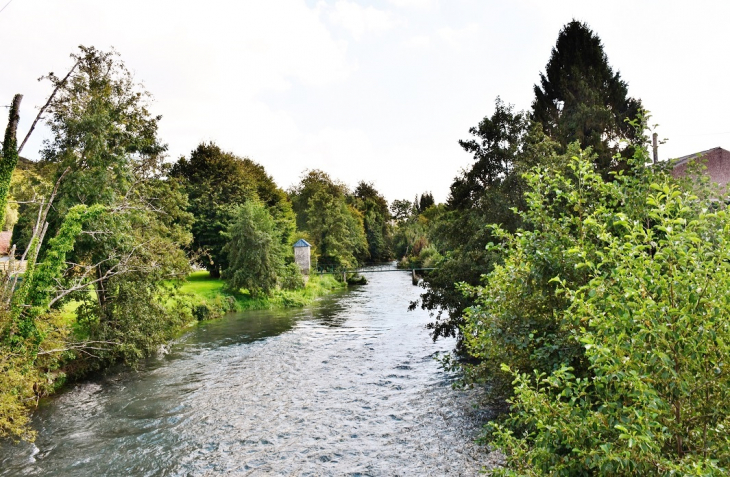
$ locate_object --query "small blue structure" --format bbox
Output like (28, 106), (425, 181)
(293, 239), (311, 274)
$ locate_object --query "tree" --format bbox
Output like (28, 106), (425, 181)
(390, 199), (412, 223)
(532, 20), (642, 173)
(290, 170), (367, 269)
(222, 200), (290, 297)
(24, 46), (193, 362)
(350, 181), (393, 262)
(0, 47), (196, 441)
(477, 151), (730, 474)
(0, 95), (23, 229)
(171, 142), (295, 277)
(417, 192), (435, 213)
(412, 99), (557, 344)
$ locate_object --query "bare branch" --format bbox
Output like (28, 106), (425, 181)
(40, 166), (70, 227)
(18, 59), (81, 154)
(37, 340), (121, 358)
(46, 241), (152, 307)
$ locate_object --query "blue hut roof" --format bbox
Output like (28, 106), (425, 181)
(293, 239), (311, 248)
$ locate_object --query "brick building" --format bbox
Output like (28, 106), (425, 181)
(671, 147), (730, 191)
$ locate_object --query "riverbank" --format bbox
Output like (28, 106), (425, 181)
(175, 271), (346, 321)
(1, 264), (490, 476)
(0, 272), (346, 442)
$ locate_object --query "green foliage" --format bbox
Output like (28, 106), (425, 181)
(279, 262), (305, 290)
(41, 46), (164, 223)
(0, 95), (23, 229)
(532, 20), (642, 173)
(171, 142), (295, 276)
(223, 200), (294, 297)
(0, 46), (197, 442)
(413, 99), (557, 344)
(10, 161), (53, 250)
(466, 150), (730, 473)
(390, 198), (413, 222)
(0, 351), (37, 441)
(393, 203), (443, 268)
(7, 204), (105, 350)
(290, 170), (367, 269)
(349, 181), (393, 262)
(417, 192), (435, 213)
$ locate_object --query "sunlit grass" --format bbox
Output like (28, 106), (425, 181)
(177, 271), (345, 313)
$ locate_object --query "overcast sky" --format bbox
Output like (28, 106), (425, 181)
(1, 0), (729, 203)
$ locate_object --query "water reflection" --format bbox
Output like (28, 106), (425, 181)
(1, 268), (487, 476)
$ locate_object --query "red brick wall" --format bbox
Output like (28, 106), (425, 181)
(671, 148), (730, 191)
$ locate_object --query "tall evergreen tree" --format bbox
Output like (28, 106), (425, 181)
(413, 99), (557, 344)
(532, 20), (642, 172)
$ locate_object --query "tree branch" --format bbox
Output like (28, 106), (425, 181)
(18, 59), (81, 155)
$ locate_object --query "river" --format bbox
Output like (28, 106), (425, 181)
(1, 268), (499, 476)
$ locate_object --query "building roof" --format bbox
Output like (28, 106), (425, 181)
(671, 147), (728, 168)
(293, 238), (311, 248)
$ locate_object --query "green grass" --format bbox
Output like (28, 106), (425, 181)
(56, 271), (343, 332)
(178, 270), (228, 300)
(176, 271), (345, 314)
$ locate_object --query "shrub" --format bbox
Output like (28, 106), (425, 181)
(279, 262), (305, 290)
(470, 153), (730, 474)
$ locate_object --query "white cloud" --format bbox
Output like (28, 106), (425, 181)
(438, 23), (479, 50)
(387, 0), (436, 9)
(328, 1), (402, 40)
(0, 0), (357, 161)
(402, 35), (431, 48)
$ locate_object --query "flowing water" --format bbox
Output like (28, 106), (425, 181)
(1, 268), (498, 476)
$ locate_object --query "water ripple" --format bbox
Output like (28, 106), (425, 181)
(1, 268), (493, 476)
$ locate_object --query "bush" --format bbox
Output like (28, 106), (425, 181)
(469, 152), (730, 474)
(279, 262), (305, 290)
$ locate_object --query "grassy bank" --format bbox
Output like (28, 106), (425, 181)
(175, 271), (346, 320)
(0, 272), (345, 441)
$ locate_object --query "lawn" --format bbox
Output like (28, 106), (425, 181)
(176, 270), (345, 315)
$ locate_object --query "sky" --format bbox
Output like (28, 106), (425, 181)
(1, 0), (729, 203)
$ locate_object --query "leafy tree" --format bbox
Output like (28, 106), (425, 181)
(171, 142), (295, 277)
(412, 99), (557, 344)
(392, 202), (443, 270)
(478, 152), (730, 474)
(23, 46), (193, 362)
(532, 20), (642, 172)
(222, 200), (291, 297)
(390, 199), (412, 223)
(290, 170), (367, 269)
(350, 181), (393, 262)
(10, 159), (54, 249)
(0, 47), (196, 441)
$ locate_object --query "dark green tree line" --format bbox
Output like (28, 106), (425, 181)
(171, 142), (296, 278)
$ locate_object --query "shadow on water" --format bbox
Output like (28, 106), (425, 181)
(1, 268), (489, 476)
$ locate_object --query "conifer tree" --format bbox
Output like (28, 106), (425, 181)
(532, 20), (642, 172)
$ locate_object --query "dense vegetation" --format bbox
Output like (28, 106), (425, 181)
(0, 46), (394, 441)
(470, 149), (730, 474)
(386, 20), (730, 473)
(3, 18), (727, 475)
